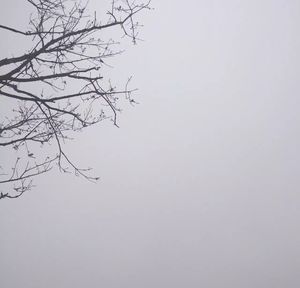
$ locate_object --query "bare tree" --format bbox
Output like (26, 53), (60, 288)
(0, 0), (151, 199)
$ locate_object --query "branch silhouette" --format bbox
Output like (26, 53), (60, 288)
(0, 0), (151, 199)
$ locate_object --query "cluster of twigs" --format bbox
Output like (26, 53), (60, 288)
(0, 0), (151, 199)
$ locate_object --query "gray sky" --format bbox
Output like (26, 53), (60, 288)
(1, 0), (300, 287)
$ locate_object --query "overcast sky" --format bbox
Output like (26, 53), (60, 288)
(1, 0), (300, 287)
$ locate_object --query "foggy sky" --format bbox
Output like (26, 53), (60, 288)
(1, 0), (300, 287)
